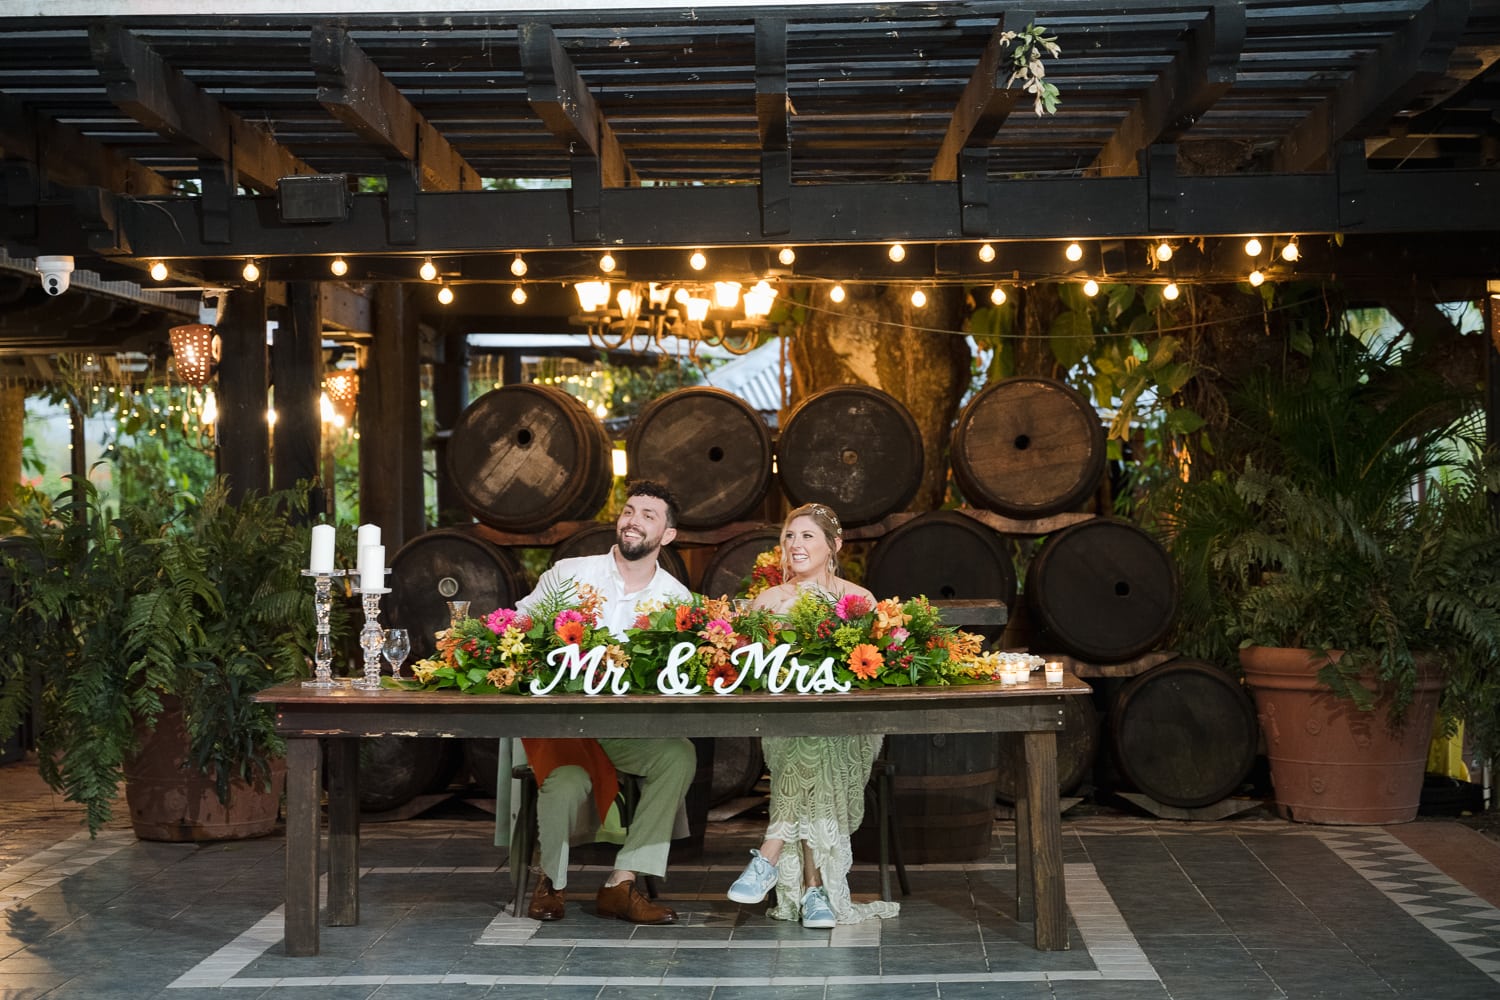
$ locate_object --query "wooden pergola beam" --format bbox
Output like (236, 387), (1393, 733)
(311, 25), (482, 192)
(756, 17), (791, 237)
(0, 92), (170, 198)
(518, 21), (639, 189)
(1273, 0), (1470, 172)
(929, 12), (1033, 183)
(87, 23), (316, 193)
(1091, 2), (1244, 178)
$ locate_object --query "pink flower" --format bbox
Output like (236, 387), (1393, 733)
(485, 607), (517, 635)
(699, 618), (737, 651)
(553, 608), (583, 632)
(889, 627), (910, 646)
(835, 593), (871, 621)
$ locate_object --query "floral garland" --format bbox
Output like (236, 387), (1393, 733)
(739, 544), (783, 599)
(394, 585), (1023, 696)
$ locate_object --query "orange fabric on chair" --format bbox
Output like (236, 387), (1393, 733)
(520, 738), (620, 823)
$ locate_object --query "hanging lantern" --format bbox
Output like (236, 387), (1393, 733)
(169, 323), (219, 386)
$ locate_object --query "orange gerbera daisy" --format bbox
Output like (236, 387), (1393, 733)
(555, 619), (584, 646)
(848, 643), (884, 680)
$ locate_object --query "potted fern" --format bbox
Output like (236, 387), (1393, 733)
(0, 477), (320, 838)
(1153, 328), (1500, 823)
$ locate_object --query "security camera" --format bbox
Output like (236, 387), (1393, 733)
(36, 255), (75, 296)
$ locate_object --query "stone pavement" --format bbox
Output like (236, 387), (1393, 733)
(2, 754), (1498, 1000)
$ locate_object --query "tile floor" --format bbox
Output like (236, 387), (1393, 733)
(2, 756), (1498, 1000)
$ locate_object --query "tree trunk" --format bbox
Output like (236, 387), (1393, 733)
(0, 383), (26, 509)
(787, 285), (970, 509)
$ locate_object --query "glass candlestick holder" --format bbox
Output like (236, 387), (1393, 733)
(301, 569), (346, 689)
(353, 586), (392, 691)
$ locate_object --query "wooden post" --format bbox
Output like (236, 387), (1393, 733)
(283, 736), (322, 956)
(431, 329), (469, 525)
(326, 738), (361, 926)
(359, 283), (425, 549)
(273, 282), (324, 515)
(215, 287), (270, 503)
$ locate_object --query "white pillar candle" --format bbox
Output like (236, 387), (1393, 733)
(359, 544), (385, 591)
(309, 523), (336, 574)
(357, 523), (381, 552)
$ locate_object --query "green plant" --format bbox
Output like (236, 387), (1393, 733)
(0, 476), (321, 833)
(1150, 329), (1500, 753)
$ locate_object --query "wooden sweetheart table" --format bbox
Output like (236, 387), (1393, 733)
(256, 676), (1091, 955)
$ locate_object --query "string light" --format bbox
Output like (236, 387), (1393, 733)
(419, 258), (437, 281)
(978, 243), (996, 263)
(689, 250), (707, 271)
(1154, 241), (1173, 262)
(887, 243), (906, 262)
(1163, 282), (1180, 301)
(599, 252), (616, 273)
(329, 256), (348, 277)
(1065, 242), (1084, 262)
(1248, 269), (1265, 287)
(1083, 279), (1100, 297)
(829, 284), (846, 303)
(990, 285), (1007, 305)
(241, 259), (260, 282)
(778, 247), (796, 266)
(510, 254), (528, 277)
(910, 288), (927, 308)
(149, 261), (168, 281)
(1244, 237), (1262, 257)
(437, 284), (454, 304)
(1281, 239), (1300, 262)
(511, 285), (527, 305)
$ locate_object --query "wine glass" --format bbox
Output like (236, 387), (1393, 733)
(382, 628), (410, 679)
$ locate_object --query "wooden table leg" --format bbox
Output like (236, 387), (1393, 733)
(283, 736), (321, 956)
(1014, 756), (1034, 923)
(1023, 730), (1067, 950)
(326, 737), (360, 927)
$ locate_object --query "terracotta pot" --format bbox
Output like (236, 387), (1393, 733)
(123, 700), (285, 842)
(1239, 645), (1441, 824)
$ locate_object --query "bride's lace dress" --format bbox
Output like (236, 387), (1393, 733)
(761, 734), (901, 924)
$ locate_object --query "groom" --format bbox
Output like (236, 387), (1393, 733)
(512, 479), (695, 924)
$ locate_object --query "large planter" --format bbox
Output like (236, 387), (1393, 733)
(123, 700), (285, 842)
(1239, 645), (1441, 824)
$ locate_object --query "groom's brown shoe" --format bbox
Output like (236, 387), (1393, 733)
(527, 874), (565, 921)
(596, 879), (677, 925)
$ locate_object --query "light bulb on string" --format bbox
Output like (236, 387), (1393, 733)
(887, 243), (906, 262)
(241, 259), (260, 282)
(990, 285), (1007, 305)
(689, 250), (707, 271)
(419, 258), (438, 281)
(1065, 242), (1083, 262)
(1244, 237), (1262, 257)
(1281, 240), (1300, 262)
(1248, 270), (1265, 287)
(511, 285), (527, 305)
(329, 256), (348, 277)
(149, 260), (168, 281)
(978, 243), (996, 263)
(910, 288), (927, 308)
(599, 252), (616, 273)
(778, 247), (796, 266)
(1163, 282), (1180, 301)
(1083, 279), (1100, 297)
(437, 284), (455, 305)
(829, 284), (846, 304)
(510, 254), (528, 277)
(1154, 241), (1173, 262)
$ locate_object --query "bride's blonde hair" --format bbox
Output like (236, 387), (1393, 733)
(780, 503), (843, 582)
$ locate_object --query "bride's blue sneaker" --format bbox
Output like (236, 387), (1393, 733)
(727, 850), (778, 904)
(800, 886), (836, 929)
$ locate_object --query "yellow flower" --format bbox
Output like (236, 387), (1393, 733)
(486, 666), (518, 689)
(605, 644), (630, 670)
(872, 598), (910, 639)
(634, 598), (667, 615)
(701, 596), (733, 622)
(412, 658), (440, 683)
(499, 626), (528, 658)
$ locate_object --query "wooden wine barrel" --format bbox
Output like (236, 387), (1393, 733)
(355, 736), (463, 814)
(1110, 659), (1259, 808)
(1026, 518), (1178, 662)
(852, 733), (999, 864)
(464, 738), (501, 796)
(445, 383), (612, 532)
(951, 376), (1106, 518)
(387, 529), (529, 661)
(697, 526), (781, 599)
(625, 386), (772, 529)
(776, 384), (924, 527)
(548, 522), (691, 590)
(995, 692), (1100, 802)
(863, 511), (1016, 637)
(710, 737), (766, 806)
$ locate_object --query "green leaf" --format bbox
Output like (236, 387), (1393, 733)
(1048, 310), (1096, 370)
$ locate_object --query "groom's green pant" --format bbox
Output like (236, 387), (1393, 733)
(537, 737), (696, 890)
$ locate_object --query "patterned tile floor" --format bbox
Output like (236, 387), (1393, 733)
(2, 757), (1498, 1000)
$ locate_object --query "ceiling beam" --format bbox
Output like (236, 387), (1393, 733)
(1091, 2), (1244, 177)
(0, 93), (171, 198)
(87, 23), (316, 193)
(929, 12), (1033, 183)
(1273, 0), (1471, 172)
(311, 25), (482, 192)
(518, 21), (639, 189)
(756, 17), (791, 237)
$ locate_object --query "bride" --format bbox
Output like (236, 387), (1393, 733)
(725, 502), (900, 928)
